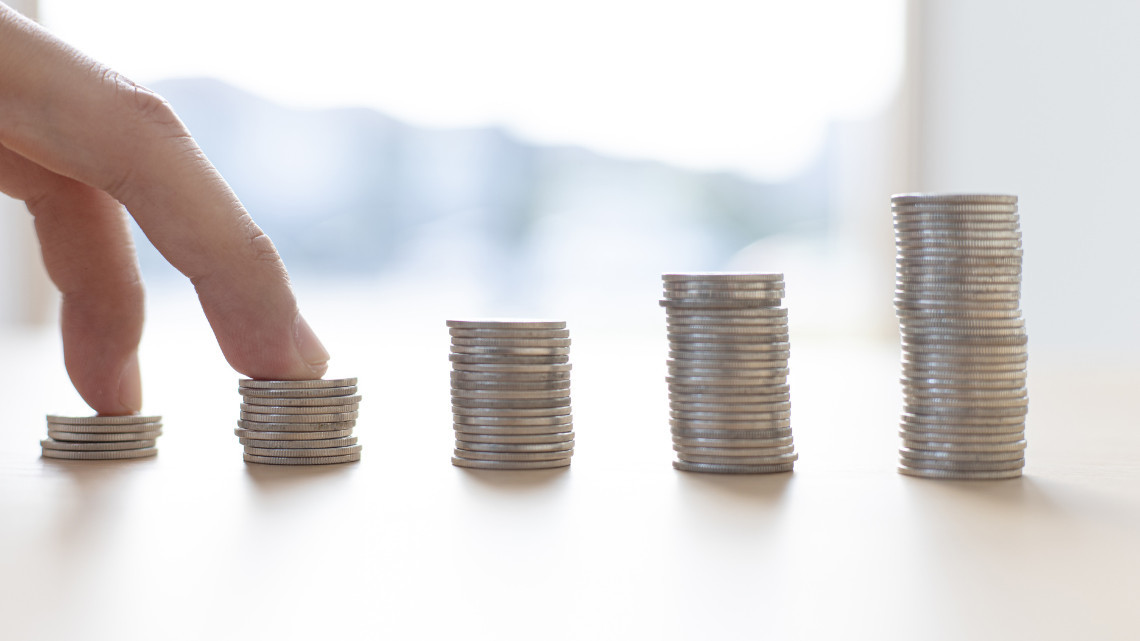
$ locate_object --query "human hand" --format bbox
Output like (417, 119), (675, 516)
(0, 3), (330, 414)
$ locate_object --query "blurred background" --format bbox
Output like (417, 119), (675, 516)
(1, 0), (1138, 355)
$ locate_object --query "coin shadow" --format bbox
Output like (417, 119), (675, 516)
(454, 467), (571, 493)
(674, 469), (794, 505)
(241, 460), (360, 495)
(39, 457), (155, 551)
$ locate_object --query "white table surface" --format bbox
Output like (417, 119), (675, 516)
(1, 304), (1138, 641)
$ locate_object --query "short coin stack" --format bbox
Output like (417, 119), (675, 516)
(661, 273), (798, 474)
(235, 378), (362, 465)
(893, 193), (1028, 480)
(41, 414), (162, 460)
(448, 320), (574, 470)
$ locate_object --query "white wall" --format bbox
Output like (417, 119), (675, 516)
(914, 0), (1140, 352)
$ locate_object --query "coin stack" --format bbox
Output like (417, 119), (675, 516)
(448, 320), (574, 470)
(235, 378), (363, 465)
(41, 414), (163, 460)
(893, 193), (1028, 480)
(661, 273), (798, 474)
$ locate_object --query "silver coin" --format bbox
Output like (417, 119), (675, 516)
(236, 419), (356, 432)
(46, 414), (162, 426)
(671, 417), (792, 429)
(451, 379), (571, 392)
(671, 410), (791, 421)
(240, 395), (362, 407)
(669, 330), (790, 342)
(897, 465), (1023, 480)
(451, 337), (572, 348)
(896, 262), (1022, 274)
(903, 393), (1029, 407)
(672, 460), (794, 474)
(450, 397), (571, 409)
(670, 392), (791, 405)
(901, 363), (1028, 377)
(450, 388), (571, 399)
(239, 403), (360, 415)
(234, 428), (353, 440)
(239, 378), (357, 389)
(42, 448), (158, 460)
(896, 290), (1023, 303)
(663, 291), (785, 301)
(896, 299), (1021, 312)
(899, 448), (1024, 463)
(40, 438), (156, 451)
(903, 386), (1028, 399)
(900, 330), (1027, 343)
(665, 346), (788, 362)
(451, 457), (571, 470)
(244, 445), (363, 458)
(454, 449), (573, 462)
(452, 406), (571, 417)
(900, 457), (1024, 472)
(449, 353), (570, 365)
(453, 413), (572, 427)
(667, 320), (790, 332)
(905, 404), (1028, 418)
(672, 427), (793, 440)
(664, 308), (789, 319)
(449, 328), (570, 339)
(902, 356), (1029, 369)
(446, 319), (566, 330)
(894, 224), (1021, 235)
(451, 362), (573, 373)
(896, 237), (1022, 249)
(901, 416), (1027, 431)
(669, 351), (791, 363)
(451, 371), (570, 382)
(238, 436), (358, 448)
(677, 452), (798, 465)
(673, 436), (794, 448)
(239, 410), (359, 423)
(455, 425), (575, 436)
(660, 300), (782, 310)
(663, 272), (783, 282)
(45, 421), (162, 434)
(47, 429), (162, 442)
(664, 285), (786, 295)
(244, 453), (361, 465)
(903, 439), (1026, 453)
(456, 431), (575, 444)
(669, 342), (791, 353)
(902, 377), (1026, 391)
(901, 343), (1027, 356)
(239, 385), (358, 399)
(898, 309), (1023, 321)
(669, 384), (791, 396)
(891, 193), (1017, 205)
(902, 408), (1030, 424)
(899, 319), (1026, 331)
(674, 444), (796, 457)
(899, 430), (1025, 444)
(450, 345), (570, 356)
(667, 376), (787, 387)
(668, 367), (790, 378)
(670, 402), (791, 413)
(456, 440), (575, 453)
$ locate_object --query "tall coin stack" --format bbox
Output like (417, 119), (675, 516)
(893, 193), (1028, 480)
(448, 320), (574, 470)
(41, 414), (162, 460)
(235, 378), (363, 465)
(661, 273), (798, 474)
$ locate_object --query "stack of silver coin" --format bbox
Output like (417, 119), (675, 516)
(661, 273), (798, 474)
(41, 414), (162, 460)
(893, 193), (1028, 480)
(448, 320), (574, 470)
(235, 378), (363, 465)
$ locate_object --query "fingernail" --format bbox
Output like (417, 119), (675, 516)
(117, 352), (142, 413)
(294, 313), (330, 370)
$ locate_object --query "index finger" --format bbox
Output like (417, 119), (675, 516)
(0, 6), (330, 379)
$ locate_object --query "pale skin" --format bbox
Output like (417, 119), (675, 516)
(0, 3), (331, 415)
